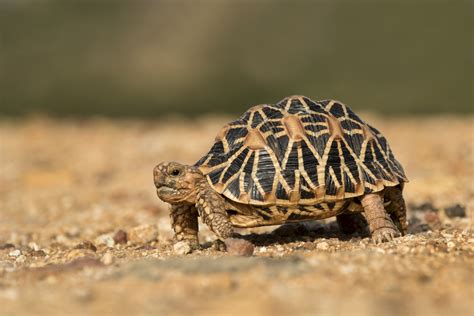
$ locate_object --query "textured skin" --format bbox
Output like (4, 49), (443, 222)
(361, 193), (401, 243)
(385, 186), (408, 234)
(195, 178), (234, 239)
(170, 204), (199, 249)
(336, 186), (408, 237)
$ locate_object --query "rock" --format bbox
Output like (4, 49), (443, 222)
(316, 241), (329, 250)
(94, 234), (115, 248)
(127, 224), (158, 244)
(113, 230), (128, 244)
(28, 242), (40, 251)
(444, 204), (466, 218)
(224, 238), (254, 256)
(101, 252), (114, 265)
(424, 211), (441, 226)
(15, 255), (26, 263)
(8, 249), (21, 257)
(447, 241), (456, 250)
(173, 241), (192, 255)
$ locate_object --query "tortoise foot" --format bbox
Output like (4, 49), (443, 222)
(371, 227), (401, 244)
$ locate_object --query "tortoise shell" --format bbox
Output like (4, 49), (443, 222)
(195, 95), (407, 206)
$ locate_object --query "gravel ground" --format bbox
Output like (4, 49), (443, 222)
(0, 116), (473, 316)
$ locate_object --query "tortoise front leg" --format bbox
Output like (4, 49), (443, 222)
(170, 204), (200, 250)
(195, 181), (254, 255)
(361, 193), (401, 243)
(195, 187), (234, 239)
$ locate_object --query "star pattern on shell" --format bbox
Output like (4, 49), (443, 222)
(195, 95), (407, 206)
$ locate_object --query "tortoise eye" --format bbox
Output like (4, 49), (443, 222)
(170, 169), (181, 176)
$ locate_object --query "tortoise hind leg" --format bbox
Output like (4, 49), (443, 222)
(385, 186), (408, 235)
(361, 193), (401, 243)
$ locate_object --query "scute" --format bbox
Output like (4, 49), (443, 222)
(196, 96), (407, 206)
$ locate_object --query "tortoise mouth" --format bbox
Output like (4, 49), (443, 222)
(157, 186), (178, 195)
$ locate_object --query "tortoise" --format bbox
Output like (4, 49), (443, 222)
(153, 95), (408, 252)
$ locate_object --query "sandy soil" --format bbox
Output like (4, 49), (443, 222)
(0, 116), (473, 316)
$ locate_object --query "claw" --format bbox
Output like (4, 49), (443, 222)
(371, 227), (400, 244)
(212, 239), (227, 252)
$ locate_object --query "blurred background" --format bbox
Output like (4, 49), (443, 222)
(0, 0), (472, 117)
(1, 2), (473, 315)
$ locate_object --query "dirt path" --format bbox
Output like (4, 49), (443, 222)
(0, 116), (472, 316)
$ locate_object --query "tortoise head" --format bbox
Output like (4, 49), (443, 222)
(153, 162), (204, 204)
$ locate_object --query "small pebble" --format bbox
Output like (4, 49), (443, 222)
(424, 211), (441, 224)
(127, 224), (158, 244)
(8, 249), (21, 257)
(101, 252), (114, 265)
(444, 204), (466, 218)
(173, 241), (192, 255)
(95, 234), (115, 248)
(316, 241), (329, 250)
(224, 238), (254, 256)
(113, 230), (128, 244)
(28, 242), (40, 251)
(15, 255), (26, 263)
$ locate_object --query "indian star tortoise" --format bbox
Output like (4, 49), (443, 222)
(154, 95), (408, 253)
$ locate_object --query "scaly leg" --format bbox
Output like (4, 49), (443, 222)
(195, 186), (234, 239)
(385, 186), (408, 235)
(195, 182), (254, 254)
(170, 204), (199, 249)
(361, 193), (401, 243)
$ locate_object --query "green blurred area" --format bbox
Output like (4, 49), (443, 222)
(0, 0), (472, 117)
